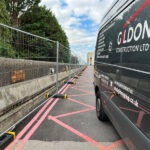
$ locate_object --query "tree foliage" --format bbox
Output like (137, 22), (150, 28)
(20, 6), (69, 47)
(0, 0), (10, 25)
(0, 2), (70, 61)
(20, 6), (70, 61)
(0, 0), (10, 39)
(5, 0), (41, 27)
(0, 0), (17, 58)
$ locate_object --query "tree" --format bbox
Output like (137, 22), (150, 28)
(0, 0), (10, 25)
(20, 6), (70, 61)
(0, 0), (17, 58)
(0, 0), (10, 40)
(5, 0), (41, 27)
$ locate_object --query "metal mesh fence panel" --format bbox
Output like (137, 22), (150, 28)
(0, 23), (86, 88)
(0, 23), (58, 87)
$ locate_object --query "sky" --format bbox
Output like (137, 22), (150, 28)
(40, 0), (114, 62)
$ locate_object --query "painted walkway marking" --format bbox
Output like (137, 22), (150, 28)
(47, 67), (125, 150)
(6, 67), (125, 150)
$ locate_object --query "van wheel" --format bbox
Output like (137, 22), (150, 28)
(96, 92), (107, 121)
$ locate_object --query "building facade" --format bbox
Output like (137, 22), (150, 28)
(87, 52), (94, 65)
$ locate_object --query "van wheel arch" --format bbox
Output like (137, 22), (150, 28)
(96, 91), (108, 121)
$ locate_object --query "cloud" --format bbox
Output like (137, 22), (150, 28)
(40, 0), (113, 62)
(65, 0), (113, 24)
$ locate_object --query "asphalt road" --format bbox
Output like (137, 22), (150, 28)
(6, 66), (128, 150)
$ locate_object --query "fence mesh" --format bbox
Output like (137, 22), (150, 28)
(0, 23), (85, 88)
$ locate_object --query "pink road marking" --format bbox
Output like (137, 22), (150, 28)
(80, 77), (93, 80)
(7, 68), (125, 150)
(5, 98), (54, 150)
(49, 116), (105, 150)
(15, 99), (59, 150)
(76, 82), (92, 86)
(6, 79), (74, 150)
(120, 107), (139, 113)
(68, 97), (95, 109)
(69, 93), (94, 97)
(110, 94), (114, 100)
(79, 77), (90, 79)
(14, 82), (72, 150)
(77, 79), (92, 83)
(77, 81), (92, 84)
(51, 108), (96, 119)
(106, 139), (124, 150)
(5, 81), (71, 150)
(136, 111), (145, 128)
(71, 86), (93, 94)
(74, 85), (93, 88)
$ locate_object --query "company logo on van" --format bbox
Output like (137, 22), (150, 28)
(117, 0), (150, 46)
(117, 20), (150, 45)
(115, 0), (150, 53)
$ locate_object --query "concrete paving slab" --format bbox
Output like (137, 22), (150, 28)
(21, 141), (127, 150)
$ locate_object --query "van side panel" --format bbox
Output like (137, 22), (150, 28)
(94, 0), (150, 149)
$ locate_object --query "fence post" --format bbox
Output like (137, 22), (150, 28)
(56, 41), (59, 92)
(69, 49), (71, 80)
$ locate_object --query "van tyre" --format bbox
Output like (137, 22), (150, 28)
(96, 92), (107, 121)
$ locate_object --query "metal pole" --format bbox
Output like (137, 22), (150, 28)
(69, 49), (71, 80)
(56, 41), (59, 92)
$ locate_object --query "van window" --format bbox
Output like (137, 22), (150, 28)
(101, 0), (134, 27)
